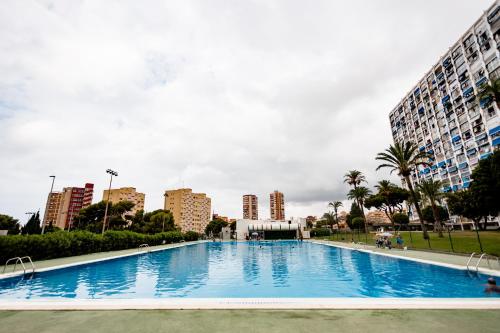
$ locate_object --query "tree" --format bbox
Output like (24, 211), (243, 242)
(347, 186), (371, 233)
(365, 180), (409, 226)
(75, 201), (135, 233)
(417, 179), (446, 237)
(0, 214), (21, 235)
(469, 150), (500, 226)
(422, 206), (449, 225)
(22, 211), (41, 235)
(446, 190), (484, 252)
(144, 210), (175, 234)
(376, 141), (431, 239)
(346, 202), (363, 230)
(344, 170), (366, 189)
(351, 217), (365, 230)
(321, 212), (336, 229)
(205, 218), (228, 236)
(328, 201), (343, 224)
(392, 213), (409, 228)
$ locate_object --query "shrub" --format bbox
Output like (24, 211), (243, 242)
(352, 217), (365, 230)
(0, 230), (193, 263)
(184, 231), (200, 241)
(393, 213), (409, 225)
(310, 228), (331, 237)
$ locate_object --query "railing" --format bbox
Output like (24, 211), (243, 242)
(3, 256), (35, 275)
(466, 252), (500, 271)
(138, 244), (151, 252)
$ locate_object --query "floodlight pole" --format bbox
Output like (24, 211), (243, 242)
(102, 169), (118, 234)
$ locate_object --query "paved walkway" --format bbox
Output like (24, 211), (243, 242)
(1, 241), (204, 278)
(0, 310), (499, 333)
(314, 240), (500, 275)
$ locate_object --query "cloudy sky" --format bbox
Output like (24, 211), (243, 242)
(0, 0), (494, 223)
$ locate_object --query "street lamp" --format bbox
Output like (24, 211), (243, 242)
(41, 175), (56, 235)
(102, 169), (118, 234)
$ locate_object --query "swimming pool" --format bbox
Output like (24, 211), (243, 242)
(0, 241), (497, 299)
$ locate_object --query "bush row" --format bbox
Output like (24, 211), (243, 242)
(0, 230), (200, 263)
(310, 228), (331, 237)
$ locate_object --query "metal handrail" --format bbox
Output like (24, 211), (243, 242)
(19, 256), (35, 274)
(475, 253), (495, 271)
(466, 252), (476, 271)
(3, 256), (35, 275)
(138, 244), (150, 252)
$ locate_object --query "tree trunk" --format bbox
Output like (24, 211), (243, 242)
(431, 203), (443, 237)
(404, 176), (429, 239)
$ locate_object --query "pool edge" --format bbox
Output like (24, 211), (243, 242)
(313, 241), (500, 277)
(1, 298), (500, 310)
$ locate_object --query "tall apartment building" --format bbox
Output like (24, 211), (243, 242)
(42, 192), (63, 228)
(270, 190), (285, 220)
(102, 187), (145, 216)
(242, 194), (258, 220)
(389, 3), (500, 193)
(163, 188), (211, 233)
(43, 183), (94, 229)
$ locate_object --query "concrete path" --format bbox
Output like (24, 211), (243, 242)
(315, 240), (500, 275)
(0, 241), (205, 279)
(0, 310), (499, 333)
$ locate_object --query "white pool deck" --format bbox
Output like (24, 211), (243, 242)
(1, 239), (500, 310)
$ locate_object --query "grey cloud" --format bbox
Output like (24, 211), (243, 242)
(0, 0), (493, 222)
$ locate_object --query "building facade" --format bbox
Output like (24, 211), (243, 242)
(163, 188), (211, 233)
(42, 192), (63, 228)
(43, 183), (94, 230)
(270, 190), (285, 220)
(102, 187), (145, 216)
(242, 194), (258, 220)
(389, 3), (500, 194)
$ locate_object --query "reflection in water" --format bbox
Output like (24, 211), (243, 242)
(0, 241), (497, 299)
(242, 244), (260, 283)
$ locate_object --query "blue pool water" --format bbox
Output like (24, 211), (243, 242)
(0, 241), (497, 299)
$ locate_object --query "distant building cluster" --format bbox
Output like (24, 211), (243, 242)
(241, 190), (286, 221)
(43, 183), (94, 229)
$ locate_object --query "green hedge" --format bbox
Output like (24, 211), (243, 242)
(310, 228), (331, 237)
(0, 230), (199, 263)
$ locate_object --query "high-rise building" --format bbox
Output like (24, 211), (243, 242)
(163, 188), (211, 233)
(102, 187), (145, 216)
(242, 194), (258, 220)
(389, 3), (500, 193)
(42, 192), (63, 228)
(45, 183), (94, 230)
(270, 190), (285, 220)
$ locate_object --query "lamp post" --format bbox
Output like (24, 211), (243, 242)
(102, 169), (118, 234)
(41, 175), (56, 235)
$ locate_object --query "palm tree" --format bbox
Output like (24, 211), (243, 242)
(321, 212), (336, 230)
(477, 77), (500, 106)
(328, 201), (343, 225)
(344, 170), (366, 190)
(375, 180), (396, 195)
(417, 179), (444, 238)
(347, 186), (372, 234)
(375, 141), (431, 239)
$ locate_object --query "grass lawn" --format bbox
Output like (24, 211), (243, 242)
(324, 231), (500, 257)
(0, 310), (499, 333)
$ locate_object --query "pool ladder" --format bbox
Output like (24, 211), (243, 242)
(466, 252), (500, 272)
(138, 244), (151, 252)
(2, 256), (36, 275)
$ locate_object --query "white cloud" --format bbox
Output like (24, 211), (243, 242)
(0, 0), (493, 223)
